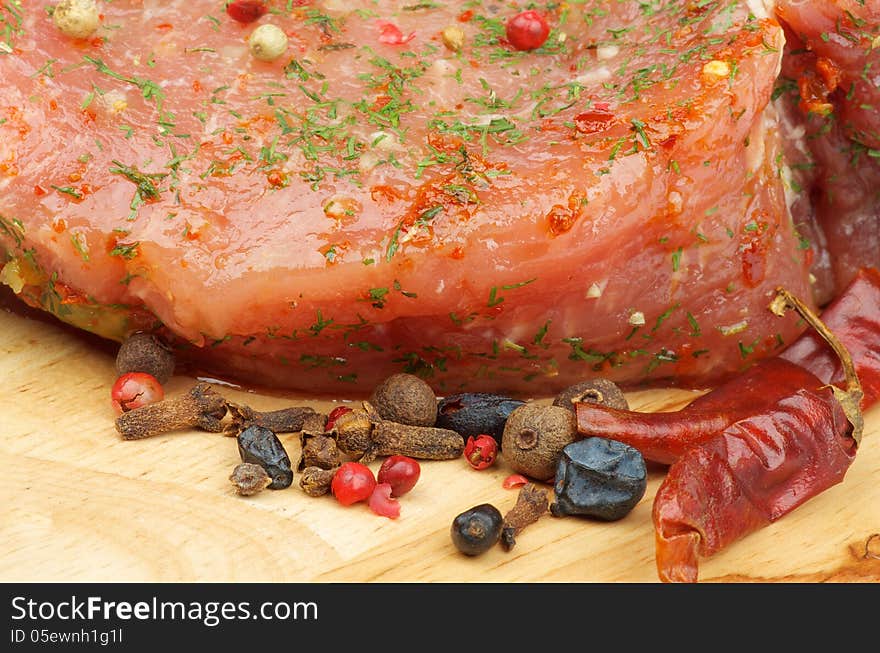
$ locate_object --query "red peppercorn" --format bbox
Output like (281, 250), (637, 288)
(377, 455), (421, 497)
(368, 483), (401, 519)
(111, 372), (164, 414)
(226, 1), (267, 24)
(505, 10), (550, 51)
(502, 473), (529, 489)
(464, 435), (497, 470)
(326, 405), (353, 431)
(331, 462), (377, 506)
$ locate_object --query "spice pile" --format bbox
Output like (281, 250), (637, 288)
(105, 270), (880, 582)
(108, 332), (645, 547)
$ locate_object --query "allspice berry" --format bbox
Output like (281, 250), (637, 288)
(370, 373), (437, 427)
(552, 379), (629, 413)
(501, 404), (577, 481)
(116, 332), (175, 384)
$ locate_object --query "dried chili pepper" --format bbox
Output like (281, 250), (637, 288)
(780, 267), (880, 407)
(576, 358), (822, 464)
(575, 268), (880, 463)
(653, 286), (864, 583)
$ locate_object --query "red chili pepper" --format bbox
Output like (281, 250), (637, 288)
(575, 268), (880, 463)
(576, 358), (821, 464)
(781, 267), (880, 407)
(649, 284), (866, 582)
(464, 435), (497, 470)
(653, 378), (856, 582)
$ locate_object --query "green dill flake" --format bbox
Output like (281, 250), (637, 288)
(51, 185), (83, 199)
(70, 232), (89, 261)
(309, 310), (334, 336)
(109, 160), (166, 220)
(630, 119), (651, 149)
(109, 242), (140, 260)
(652, 303), (680, 332)
(0, 213), (25, 247)
(533, 320), (551, 347)
(385, 223), (403, 262)
(671, 247), (683, 272)
(686, 312), (701, 337)
(368, 287), (389, 308)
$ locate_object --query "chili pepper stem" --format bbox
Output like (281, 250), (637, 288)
(770, 287), (865, 445)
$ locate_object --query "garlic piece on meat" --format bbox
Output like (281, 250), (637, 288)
(442, 26), (465, 52)
(628, 311), (646, 327)
(52, 0), (100, 39)
(249, 24), (289, 62)
(701, 60), (730, 81)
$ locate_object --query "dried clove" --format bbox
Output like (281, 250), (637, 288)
(335, 405), (464, 462)
(115, 383), (228, 440)
(299, 466), (337, 497)
(333, 408), (375, 457)
(300, 411), (329, 437)
(229, 462), (272, 496)
(225, 402), (317, 436)
(299, 434), (342, 471)
(370, 421), (464, 461)
(501, 483), (550, 551)
(237, 424), (294, 489)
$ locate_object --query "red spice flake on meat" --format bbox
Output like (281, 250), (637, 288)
(376, 21), (414, 45)
(266, 170), (288, 187)
(547, 205), (575, 236)
(573, 108), (615, 134)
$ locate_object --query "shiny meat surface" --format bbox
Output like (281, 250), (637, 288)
(775, 0), (880, 303)
(0, 2), (813, 394)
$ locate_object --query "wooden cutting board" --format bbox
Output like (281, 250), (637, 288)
(1, 300), (878, 583)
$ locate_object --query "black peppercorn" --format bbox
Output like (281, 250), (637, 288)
(450, 504), (503, 556)
(551, 437), (647, 521)
(237, 424), (294, 490)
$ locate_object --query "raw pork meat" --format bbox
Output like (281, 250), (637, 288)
(774, 0), (880, 304)
(0, 2), (817, 394)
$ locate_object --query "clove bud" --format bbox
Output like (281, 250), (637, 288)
(299, 433), (342, 471)
(229, 463), (272, 496)
(332, 408), (374, 457)
(115, 383), (228, 440)
(371, 421), (465, 460)
(225, 402), (317, 436)
(335, 406), (464, 463)
(299, 466), (337, 497)
(501, 483), (549, 551)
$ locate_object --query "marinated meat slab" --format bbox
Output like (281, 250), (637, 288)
(774, 0), (880, 305)
(0, 2), (819, 394)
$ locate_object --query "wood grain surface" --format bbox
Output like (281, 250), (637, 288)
(1, 302), (878, 583)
